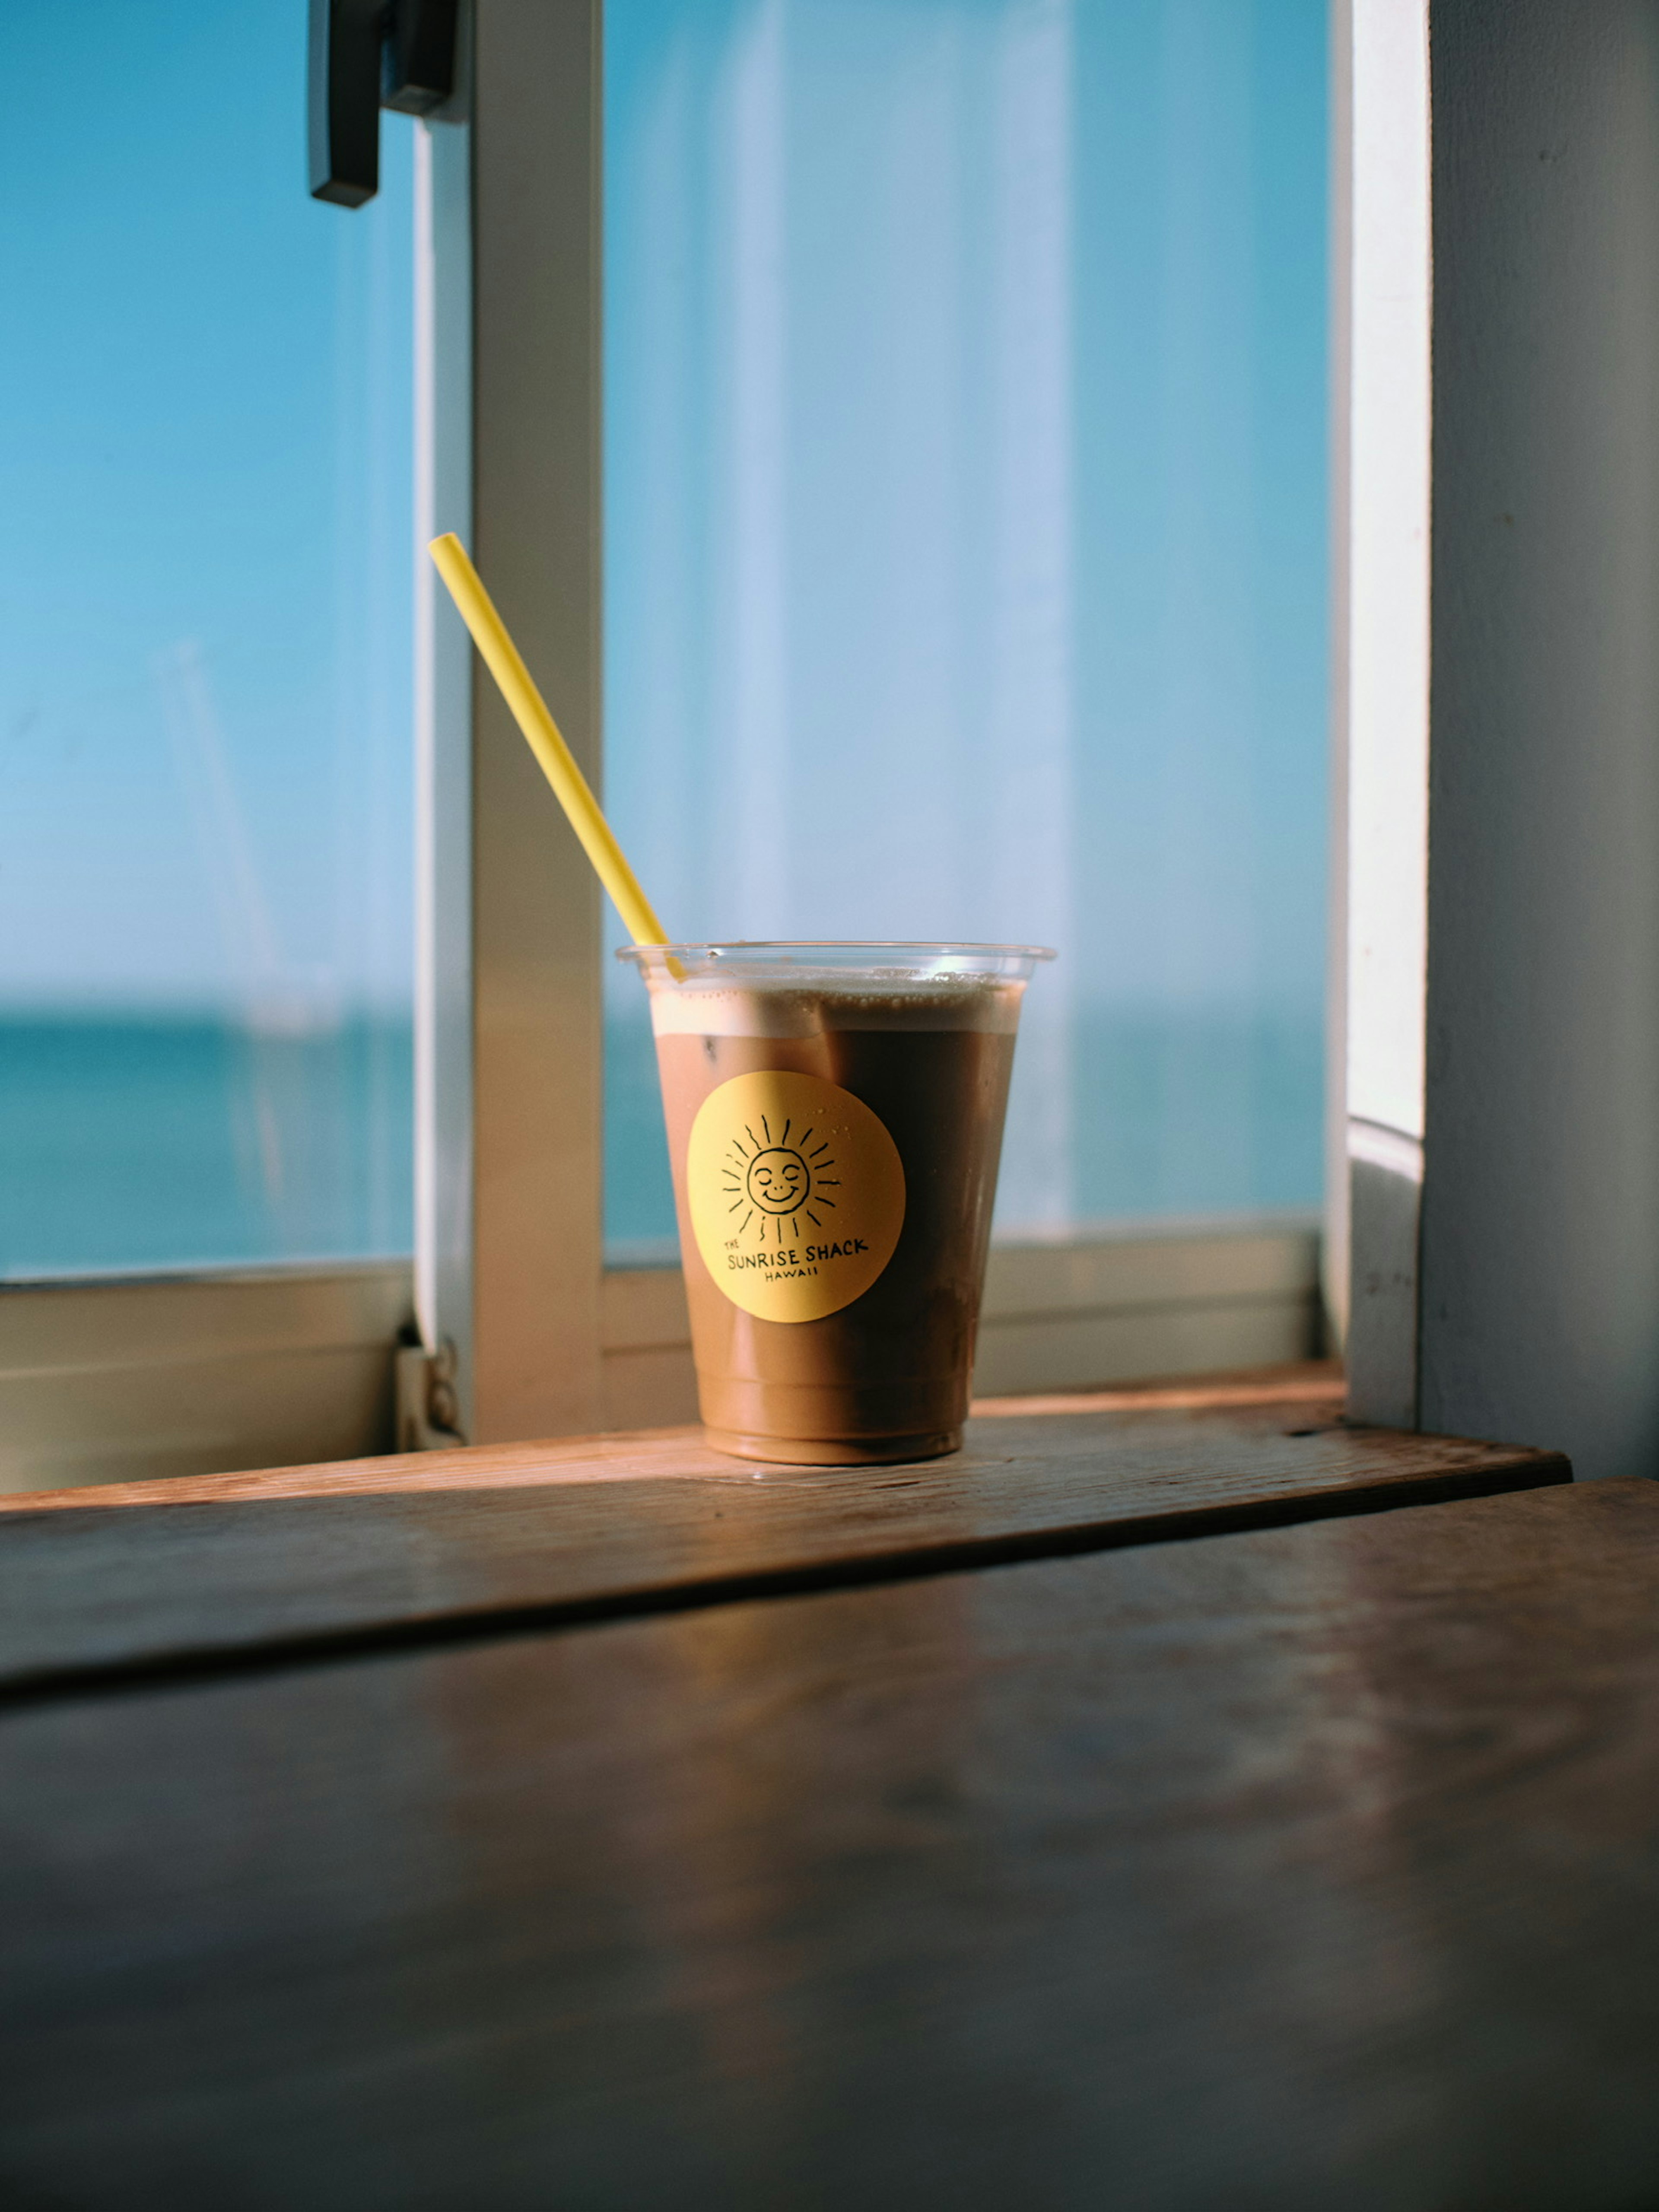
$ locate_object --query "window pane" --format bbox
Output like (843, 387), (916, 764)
(604, 0), (1327, 1260)
(0, 1), (414, 1276)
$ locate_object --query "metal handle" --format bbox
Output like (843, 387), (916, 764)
(308, 0), (458, 208)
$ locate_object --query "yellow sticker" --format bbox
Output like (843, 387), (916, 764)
(686, 1070), (906, 1322)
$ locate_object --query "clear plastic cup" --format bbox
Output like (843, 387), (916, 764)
(619, 941), (1053, 1464)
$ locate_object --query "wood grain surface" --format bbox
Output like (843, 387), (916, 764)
(0, 1363), (1349, 1511)
(0, 1393), (1564, 1693)
(1, 1477), (1655, 2209)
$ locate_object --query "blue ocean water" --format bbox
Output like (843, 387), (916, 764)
(0, 1013), (413, 1277)
(1, 1003), (1319, 1278)
(604, 999), (1325, 1256)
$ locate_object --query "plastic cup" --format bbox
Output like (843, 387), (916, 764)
(618, 941), (1053, 1464)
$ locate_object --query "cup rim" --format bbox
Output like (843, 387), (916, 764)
(616, 939), (1058, 963)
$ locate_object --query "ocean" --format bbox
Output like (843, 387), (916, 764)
(0, 1014), (415, 1277)
(0, 1005), (1323, 1278)
(606, 1000), (1325, 1255)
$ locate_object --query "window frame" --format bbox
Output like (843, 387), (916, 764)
(0, 0), (1337, 1493)
(0, 1211), (1322, 1493)
(414, 0), (1332, 1449)
(0, 1262), (412, 1493)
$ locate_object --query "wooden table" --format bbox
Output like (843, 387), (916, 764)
(10, 1388), (1656, 2209)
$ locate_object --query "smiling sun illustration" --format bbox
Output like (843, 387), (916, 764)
(687, 1070), (906, 1320)
(724, 1117), (839, 1243)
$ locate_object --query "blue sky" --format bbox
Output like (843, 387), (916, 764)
(0, 0), (1326, 1066)
(0, 0), (413, 1011)
(604, 0), (1328, 1019)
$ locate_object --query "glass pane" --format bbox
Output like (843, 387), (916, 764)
(604, 0), (1326, 1261)
(0, 2), (414, 1276)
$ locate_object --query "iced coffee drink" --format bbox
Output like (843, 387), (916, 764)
(620, 944), (1052, 1464)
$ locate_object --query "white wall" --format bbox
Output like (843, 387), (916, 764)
(1417, 2), (1659, 1478)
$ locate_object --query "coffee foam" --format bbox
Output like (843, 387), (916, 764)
(646, 978), (1023, 1039)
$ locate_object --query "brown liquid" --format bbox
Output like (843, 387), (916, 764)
(653, 991), (1018, 1463)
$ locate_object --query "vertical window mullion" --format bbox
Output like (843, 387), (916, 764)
(417, 0), (607, 1445)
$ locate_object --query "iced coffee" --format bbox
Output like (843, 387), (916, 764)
(620, 943), (1052, 1464)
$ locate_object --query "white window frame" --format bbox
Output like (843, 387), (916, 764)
(0, 0), (1332, 1492)
(411, 0), (1327, 1448)
(1333, 0), (1430, 1430)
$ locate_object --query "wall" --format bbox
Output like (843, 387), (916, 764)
(1422, 1), (1659, 1478)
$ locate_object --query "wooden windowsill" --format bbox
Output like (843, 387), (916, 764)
(0, 1360), (1347, 1513)
(0, 1364), (1568, 1700)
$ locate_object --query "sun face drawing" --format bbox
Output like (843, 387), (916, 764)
(687, 1070), (906, 1320)
(723, 1116), (839, 1243)
(746, 1148), (808, 1214)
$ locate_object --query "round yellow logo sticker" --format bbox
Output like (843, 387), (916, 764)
(686, 1070), (905, 1322)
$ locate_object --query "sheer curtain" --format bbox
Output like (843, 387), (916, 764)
(604, 0), (1327, 1256)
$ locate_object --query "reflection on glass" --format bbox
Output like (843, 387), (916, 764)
(0, 2), (414, 1274)
(604, 0), (1327, 1262)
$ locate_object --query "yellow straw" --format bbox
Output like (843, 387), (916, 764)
(427, 532), (669, 947)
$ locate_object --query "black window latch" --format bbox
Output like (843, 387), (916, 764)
(308, 0), (459, 208)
